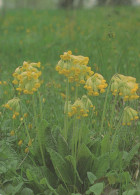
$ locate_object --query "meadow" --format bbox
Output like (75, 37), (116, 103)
(0, 7), (140, 195)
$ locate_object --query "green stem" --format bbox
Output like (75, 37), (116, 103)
(100, 81), (111, 133)
(72, 84), (78, 157)
(110, 114), (123, 151)
(64, 78), (69, 140)
(20, 103), (30, 139)
(109, 94), (118, 134)
(32, 94), (46, 166)
(24, 118), (30, 139)
(38, 91), (43, 120)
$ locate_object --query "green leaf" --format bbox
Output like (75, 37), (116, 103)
(0, 140), (19, 174)
(77, 144), (94, 179)
(40, 177), (58, 195)
(26, 169), (35, 182)
(57, 184), (67, 195)
(40, 177), (48, 185)
(45, 127), (57, 150)
(93, 153), (110, 178)
(12, 182), (24, 195)
(86, 183), (104, 195)
(110, 151), (123, 171)
(118, 171), (131, 184)
(21, 188), (34, 195)
(38, 119), (49, 149)
(123, 143), (140, 169)
(3, 184), (14, 194)
(101, 133), (110, 154)
(26, 166), (57, 187)
(71, 193), (81, 195)
(0, 190), (6, 195)
(111, 134), (119, 152)
(49, 149), (73, 184)
(106, 171), (118, 185)
(123, 190), (140, 195)
(57, 134), (70, 157)
(66, 155), (83, 184)
(44, 190), (53, 195)
(87, 172), (97, 184)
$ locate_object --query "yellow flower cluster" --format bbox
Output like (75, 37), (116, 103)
(56, 51), (94, 84)
(0, 81), (7, 85)
(24, 139), (33, 153)
(12, 61), (42, 95)
(66, 95), (94, 119)
(84, 73), (108, 96)
(122, 106), (139, 126)
(111, 74), (139, 101)
(3, 97), (20, 119)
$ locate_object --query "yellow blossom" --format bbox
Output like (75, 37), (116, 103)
(25, 147), (29, 153)
(10, 130), (15, 136)
(18, 140), (23, 146)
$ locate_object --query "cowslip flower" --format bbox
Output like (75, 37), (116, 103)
(25, 147), (29, 153)
(111, 74), (139, 101)
(84, 73), (108, 96)
(12, 61), (41, 95)
(56, 51), (94, 85)
(122, 106), (139, 126)
(65, 95), (94, 119)
(3, 97), (20, 119)
(10, 130), (15, 136)
(18, 140), (23, 146)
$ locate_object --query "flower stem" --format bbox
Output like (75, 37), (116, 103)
(32, 94), (46, 166)
(64, 78), (69, 140)
(100, 81), (111, 133)
(109, 94), (118, 134)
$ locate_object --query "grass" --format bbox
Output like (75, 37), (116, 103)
(0, 7), (140, 81)
(0, 7), (140, 195)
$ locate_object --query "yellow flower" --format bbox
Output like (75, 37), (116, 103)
(23, 113), (28, 118)
(5, 98), (20, 112)
(3, 81), (7, 85)
(10, 130), (15, 136)
(122, 107), (138, 126)
(25, 147), (29, 153)
(3, 103), (12, 110)
(12, 114), (16, 119)
(56, 51), (93, 85)
(66, 95), (93, 119)
(18, 140), (23, 146)
(12, 61), (42, 95)
(43, 98), (46, 103)
(28, 123), (32, 129)
(111, 74), (139, 101)
(85, 73), (107, 96)
(28, 139), (32, 146)
(61, 93), (66, 99)
(12, 80), (18, 85)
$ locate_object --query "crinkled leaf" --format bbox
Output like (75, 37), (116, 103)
(86, 183), (104, 195)
(20, 187), (34, 195)
(87, 172), (97, 185)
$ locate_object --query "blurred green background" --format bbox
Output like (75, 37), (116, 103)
(0, 0), (140, 9)
(0, 0), (140, 83)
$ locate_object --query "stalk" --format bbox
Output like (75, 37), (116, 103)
(38, 91), (43, 120)
(100, 81), (111, 133)
(32, 94), (46, 166)
(72, 84), (78, 157)
(109, 94), (118, 134)
(20, 103), (30, 139)
(110, 114), (123, 151)
(64, 78), (69, 140)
